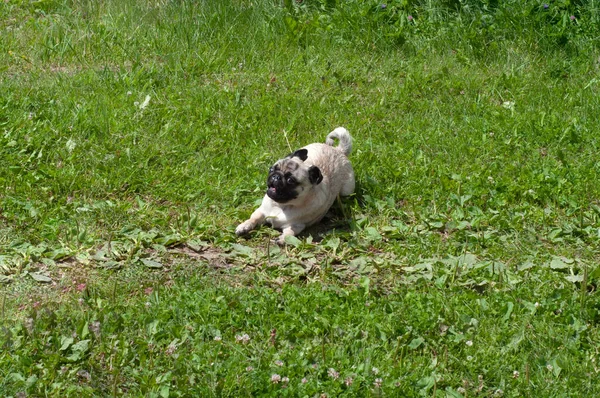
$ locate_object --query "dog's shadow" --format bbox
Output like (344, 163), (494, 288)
(299, 213), (351, 243)
(297, 180), (368, 243)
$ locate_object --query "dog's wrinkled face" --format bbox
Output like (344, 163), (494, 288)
(266, 149), (323, 203)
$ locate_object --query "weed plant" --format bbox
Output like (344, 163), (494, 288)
(1, 0), (600, 396)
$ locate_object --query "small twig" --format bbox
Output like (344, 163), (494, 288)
(393, 336), (402, 362)
(75, 219), (80, 244)
(112, 278), (118, 301)
(266, 235), (271, 268)
(187, 205), (192, 234)
(112, 366), (120, 398)
(107, 233), (113, 259)
(283, 129), (292, 152)
(1, 291), (5, 321)
(452, 258), (460, 284)
(444, 345), (448, 366)
(581, 261), (588, 316)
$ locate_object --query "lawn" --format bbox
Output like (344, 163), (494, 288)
(1, 0), (600, 396)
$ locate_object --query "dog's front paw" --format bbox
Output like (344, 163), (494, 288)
(235, 221), (254, 236)
(275, 236), (286, 246)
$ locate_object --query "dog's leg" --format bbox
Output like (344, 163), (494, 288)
(340, 177), (355, 196)
(235, 208), (266, 236)
(276, 224), (306, 245)
(339, 167), (355, 196)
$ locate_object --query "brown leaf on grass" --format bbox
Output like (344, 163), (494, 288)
(169, 245), (205, 259)
(200, 248), (234, 269)
(169, 245), (234, 269)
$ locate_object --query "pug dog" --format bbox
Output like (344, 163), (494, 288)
(235, 127), (355, 244)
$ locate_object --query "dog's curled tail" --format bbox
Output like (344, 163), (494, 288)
(325, 127), (353, 156)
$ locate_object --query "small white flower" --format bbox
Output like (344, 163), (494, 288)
(246, 366), (253, 372)
(502, 101), (515, 110)
(327, 368), (339, 380)
(127, 91), (132, 96)
(66, 139), (76, 153)
(466, 340), (473, 347)
(213, 336), (222, 342)
(89, 321), (101, 338)
(344, 377), (353, 386)
(546, 364), (554, 372)
(372, 367), (379, 375)
(77, 369), (91, 381)
(271, 374), (281, 383)
(165, 343), (177, 355)
(301, 377), (308, 384)
(467, 355), (473, 361)
(236, 333), (250, 344)
(282, 376), (289, 384)
(24, 318), (34, 334)
(374, 378), (383, 388)
(457, 387), (466, 394)
(535, 302), (541, 308)
(513, 370), (520, 378)
(274, 360), (284, 366)
(139, 95), (151, 110)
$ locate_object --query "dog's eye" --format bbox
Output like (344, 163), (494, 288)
(269, 167), (274, 173)
(286, 177), (295, 185)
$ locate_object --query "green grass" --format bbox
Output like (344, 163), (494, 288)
(1, 0), (600, 396)
(3, 262), (599, 396)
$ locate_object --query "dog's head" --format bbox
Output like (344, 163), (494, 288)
(266, 148), (323, 204)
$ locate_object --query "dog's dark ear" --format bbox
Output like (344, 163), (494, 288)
(287, 148), (308, 161)
(308, 166), (323, 185)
